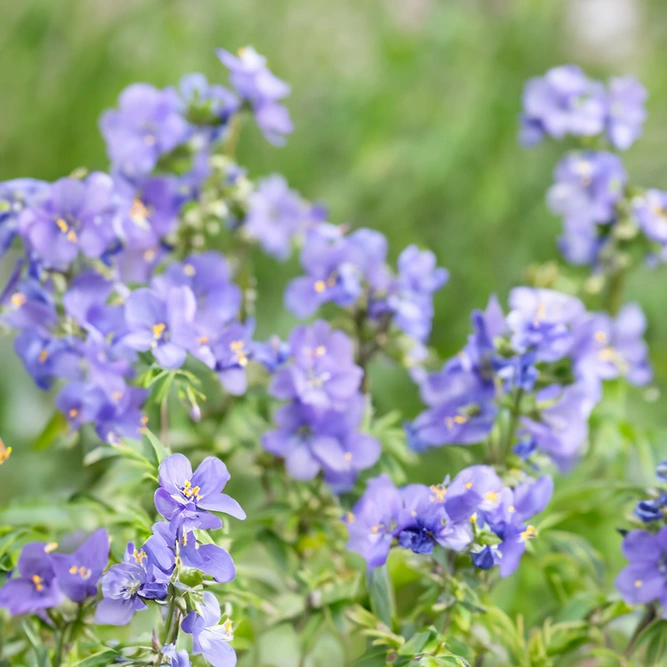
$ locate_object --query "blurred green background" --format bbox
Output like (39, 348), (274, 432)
(1, 0), (667, 633)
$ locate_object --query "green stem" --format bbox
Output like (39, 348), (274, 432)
(223, 113), (244, 159)
(502, 388), (524, 461)
(605, 266), (625, 315)
(625, 603), (656, 657)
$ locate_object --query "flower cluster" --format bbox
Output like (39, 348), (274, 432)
(520, 65), (646, 150)
(0, 530), (109, 615)
(344, 466), (552, 577)
(407, 287), (651, 470)
(97, 454), (244, 666)
(263, 320), (380, 491)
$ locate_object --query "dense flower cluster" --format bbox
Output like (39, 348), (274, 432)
(407, 288), (651, 469)
(344, 466), (552, 577)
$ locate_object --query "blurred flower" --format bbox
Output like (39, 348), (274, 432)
(0, 179), (48, 257)
(606, 75), (647, 150)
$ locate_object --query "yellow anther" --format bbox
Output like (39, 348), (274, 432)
(634, 579), (643, 588)
(183, 264), (196, 276)
(130, 198), (150, 223)
(469, 513), (477, 524)
(112, 392), (123, 401)
(344, 452), (352, 462)
(594, 331), (609, 344)
(230, 340), (244, 351)
(315, 345), (326, 356)
(39, 349), (49, 364)
(198, 336), (209, 345)
(0, 440), (12, 465)
(44, 542), (58, 553)
(66, 230), (78, 243)
(454, 415), (468, 424)
(534, 302), (546, 325)
(144, 248), (156, 262)
(182, 533), (188, 546)
(133, 549), (147, 565)
(55, 218), (69, 233)
(465, 482), (473, 489)
(69, 408), (79, 419)
(508, 505), (516, 513)
(69, 565), (78, 574)
(485, 491), (499, 504)
(598, 347), (619, 363)
(32, 574), (44, 591)
(79, 567), (91, 580)
(11, 293), (26, 307)
(429, 484), (447, 502)
(371, 525), (380, 534)
(345, 512), (355, 524)
(314, 280), (326, 293)
(152, 323), (166, 339)
(521, 525), (537, 541)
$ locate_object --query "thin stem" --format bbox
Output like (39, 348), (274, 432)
(223, 113), (244, 159)
(160, 399), (169, 450)
(605, 266), (625, 316)
(625, 603), (656, 657)
(501, 388), (524, 461)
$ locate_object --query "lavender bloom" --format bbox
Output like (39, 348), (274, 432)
(2, 277), (57, 334)
(386, 245), (449, 342)
(520, 65), (606, 145)
(123, 286), (198, 369)
(253, 335), (290, 373)
(217, 46), (293, 146)
(634, 189), (667, 245)
(244, 175), (308, 260)
(444, 465), (505, 523)
(18, 174), (117, 270)
(521, 383), (598, 470)
(51, 529), (109, 603)
(573, 303), (652, 387)
(94, 386), (149, 444)
(547, 152), (626, 232)
(506, 287), (586, 362)
(264, 395), (380, 490)
(0, 179), (48, 256)
(100, 83), (191, 178)
(606, 76), (647, 150)
(0, 542), (62, 615)
(153, 454), (246, 531)
(162, 645), (192, 667)
(634, 497), (667, 523)
(95, 552), (168, 626)
(209, 320), (255, 395)
(179, 72), (238, 135)
(152, 252), (241, 336)
(181, 592), (237, 667)
(344, 475), (402, 568)
(615, 528), (667, 615)
(271, 321), (363, 410)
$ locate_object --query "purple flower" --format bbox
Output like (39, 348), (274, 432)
(0, 542), (62, 615)
(244, 175), (307, 260)
(344, 475), (402, 568)
(217, 46), (293, 146)
(271, 321), (363, 410)
(396, 484), (472, 555)
(154, 454), (246, 531)
(606, 76), (647, 150)
(0, 179), (48, 256)
(18, 174), (117, 270)
(253, 335), (290, 373)
(100, 83), (191, 178)
(181, 592), (237, 667)
(123, 286), (198, 369)
(179, 72), (238, 137)
(51, 529), (109, 603)
(162, 645), (192, 667)
(264, 395), (380, 490)
(95, 550), (168, 626)
(209, 320), (255, 395)
(444, 465), (505, 523)
(548, 151), (626, 232)
(94, 386), (149, 444)
(386, 245), (449, 342)
(2, 277), (57, 334)
(615, 528), (667, 615)
(152, 252), (241, 336)
(507, 287), (586, 362)
(521, 383), (598, 470)
(573, 303), (652, 387)
(634, 189), (667, 245)
(520, 65), (606, 145)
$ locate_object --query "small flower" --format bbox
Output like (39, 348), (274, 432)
(162, 644), (192, 667)
(0, 542), (62, 615)
(634, 189), (667, 246)
(51, 529), (110, 603)
(606, 75), (647, 150)
(616, 528), (667, 614)
(181, 592), (237, 667)
(0, 179), (48, 257)
(154, 454), (246, 531)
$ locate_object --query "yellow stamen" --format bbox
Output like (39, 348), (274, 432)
(32, 574), (44, 592)
(465, 482), (473, 489)
(521, 525), (537, 541)
(152, 323), (166, 339)
(183, 264), (196, 276)
(144, 248), (156, 262)
(133, 549), (147, 565)
(66, 229), (78, 243)
(315, 345), (326, 356)
(130, 198), (150, 223)
(469, 513), (477, 524)
(39, 349), (49, 364)
(485, 491), (499, 504)
(344, 452), (352, 462)
(345, 512), (355, 524)
(69, 565), (78, 574)
(44, 542), (58, 553)
(11, 293), (26, 307)
(534, 302), (546, 325)
(314, 280), (326, 293)
(112, 392), (123, 401)
(508, 505), (515, 513)
(634, 579), (643, 588)
(594, 331), (608, 345)
(371, 525), (380, 534)
(79, 566), (91, 580)
(55, 218), (69, 233)
(0, 440), (12, 465)
(429, 484), (447, 502)
(69, 408), (79, 419)
(198, 336), (209, 345)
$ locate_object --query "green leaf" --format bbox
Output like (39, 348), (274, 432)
(72, 649), (120, 666)
(143, 428), (170, 466)
(31, 411), (68, 451)
(367, 564), (396, 628)
(636, 619), (667, 665)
